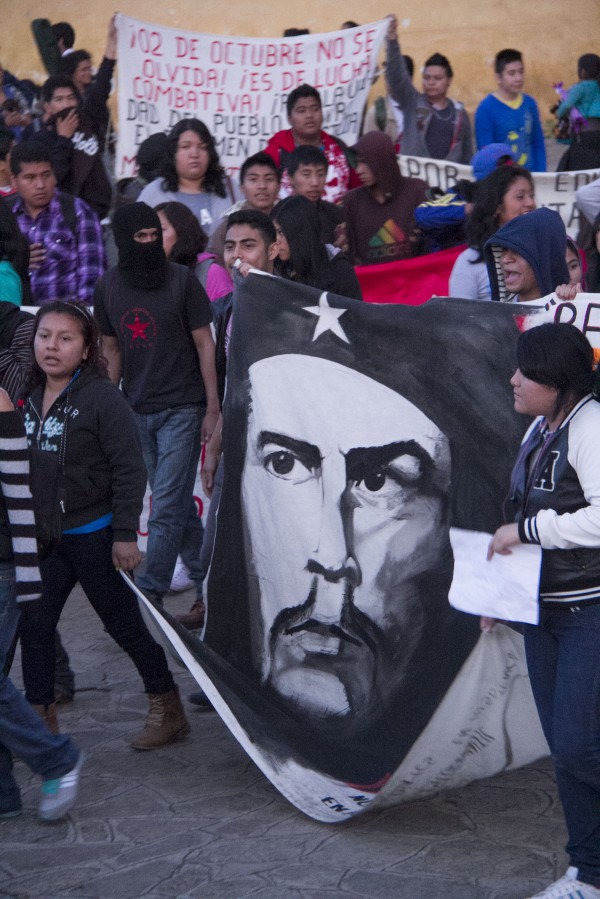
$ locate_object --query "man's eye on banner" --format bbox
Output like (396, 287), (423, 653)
(133, 277), (550, 823)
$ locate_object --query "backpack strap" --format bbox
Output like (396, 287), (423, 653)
(194, 257), (213, 291)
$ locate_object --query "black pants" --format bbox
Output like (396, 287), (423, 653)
(19, 527), (175, 706)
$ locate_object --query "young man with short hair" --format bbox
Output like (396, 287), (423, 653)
(10, 142), (104, 306)
(208, 152), (280, 262)
(475, 49), (546, 172)
(264, 84), (359, 203)
(286, 145), (346, 246)
(178, 209), (278, 635)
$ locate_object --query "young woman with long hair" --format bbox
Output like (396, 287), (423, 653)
(271, 195), (362, 300)
(17, 301), (189, 749)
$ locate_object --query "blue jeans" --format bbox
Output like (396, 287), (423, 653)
(19, 528), (175, 706)
(134, 404), (205, 598)
(0, 563), (79, 812)
(524, 604), (600, 887)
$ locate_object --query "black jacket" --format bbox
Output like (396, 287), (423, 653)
(23, 367), (146, 541)
(21, 57), (114, 218)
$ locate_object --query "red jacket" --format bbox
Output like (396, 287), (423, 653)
(264, 129), (360, 204)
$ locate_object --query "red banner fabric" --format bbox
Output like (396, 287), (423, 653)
(356, 245), (466, 305)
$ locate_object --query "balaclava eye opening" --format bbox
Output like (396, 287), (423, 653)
(112, 202), (167, 288)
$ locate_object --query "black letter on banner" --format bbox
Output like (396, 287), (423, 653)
(554, 303), (577, 325)
(582, 303), (600, 336)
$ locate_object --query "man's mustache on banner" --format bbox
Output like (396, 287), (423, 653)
(124, 278), (556, 823)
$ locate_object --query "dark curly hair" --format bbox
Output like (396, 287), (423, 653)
(160, 119), (226, 197)
(466, 165), (533, 263)
(22, 301), (108, 397)
(155, 201), (207, 267)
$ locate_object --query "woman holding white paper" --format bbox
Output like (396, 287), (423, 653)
(488, 322), (600, 899)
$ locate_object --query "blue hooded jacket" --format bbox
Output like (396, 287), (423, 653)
(484, 208), (569, 302)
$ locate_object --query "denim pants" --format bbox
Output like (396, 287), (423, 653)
(19, 528), (175, 706)
(0, 562), (78, 812)
(134, 404), (206, 598)
(524, 604), (600, 887)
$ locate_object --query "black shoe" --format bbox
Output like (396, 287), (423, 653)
(187, 689), (214, 710)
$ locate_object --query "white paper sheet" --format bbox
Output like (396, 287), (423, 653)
(449, 528), (541, 624)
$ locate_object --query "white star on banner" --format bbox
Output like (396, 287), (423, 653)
(303, 293), (349, 343)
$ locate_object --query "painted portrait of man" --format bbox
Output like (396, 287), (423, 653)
(241, 353), (453, 734)
(203, 278), (535, 792)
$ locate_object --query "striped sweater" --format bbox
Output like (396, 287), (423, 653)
(0, 410), (42, 601)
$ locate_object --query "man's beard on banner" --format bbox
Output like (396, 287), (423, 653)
(123, 281), (550, 822)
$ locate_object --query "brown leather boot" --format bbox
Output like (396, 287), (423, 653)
(30, 702), (59, 735)
(129, 687), (190, 750)
(174, 599), (205, 630)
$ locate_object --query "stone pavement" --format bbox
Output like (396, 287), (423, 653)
(1, 582), (569, 899)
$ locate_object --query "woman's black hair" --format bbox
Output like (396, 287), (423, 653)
(23, 301), (108, 397)
(155, 201), (208, 267)
(271, 195), (329, 288)
(0, 197), (30, 283)
(584, 212), (600, 292)
(467, 165), (533, 262)
(424, 52), (453, 79)
(57, 50), (91, 78)
(160, 119), (226, 197)
(577, 53), (600, 84)
(517, 323), (597, 418)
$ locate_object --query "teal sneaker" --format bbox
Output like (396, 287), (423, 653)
(39, 751), (84, 822)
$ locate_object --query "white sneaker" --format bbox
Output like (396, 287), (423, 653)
(39, 751), (84, 822)
(527, 867), (600, 898)
(169, 557), (194, 593)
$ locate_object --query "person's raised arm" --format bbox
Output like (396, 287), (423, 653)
(384, 15), (417, 111)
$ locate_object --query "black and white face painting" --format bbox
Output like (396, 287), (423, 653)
(241, 354), (452, 733)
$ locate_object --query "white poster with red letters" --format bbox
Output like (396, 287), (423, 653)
(115, 15), (388, 179)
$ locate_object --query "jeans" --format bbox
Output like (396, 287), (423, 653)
(0, 562), (78, 812)
(19, 528), (175, 706)
(134, 404), (205, 598)
(524, 604), (600, 887)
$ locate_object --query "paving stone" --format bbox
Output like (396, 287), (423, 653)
(2, 574), (569, 898)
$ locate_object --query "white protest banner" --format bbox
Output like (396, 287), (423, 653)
(116, 15), (388, 179)
(524, 293), (600, 356)
(400, 155), (600, 236)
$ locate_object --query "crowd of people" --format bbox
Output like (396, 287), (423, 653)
(0, 13), (599, 899)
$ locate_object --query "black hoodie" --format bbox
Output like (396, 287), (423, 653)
(23, 367), (147, 540)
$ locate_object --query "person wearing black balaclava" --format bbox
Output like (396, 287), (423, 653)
(111, 202), (168, 289)
(94, 204), (219, 702)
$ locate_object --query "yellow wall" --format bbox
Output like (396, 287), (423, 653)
(5, 2), (600, 123)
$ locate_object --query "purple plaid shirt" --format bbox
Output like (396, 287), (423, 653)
(13, 191), (105, 306)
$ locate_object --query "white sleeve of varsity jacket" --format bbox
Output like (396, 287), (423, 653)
(576, 177), (600, 226)
(533, 401), (600, 550)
